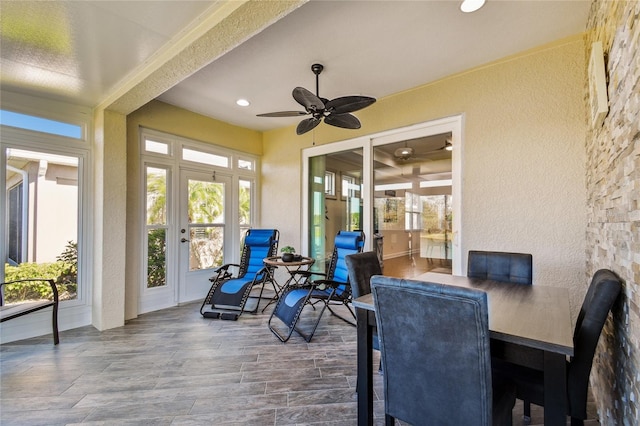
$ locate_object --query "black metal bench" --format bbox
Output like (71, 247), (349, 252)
(0, 279), (59, 345)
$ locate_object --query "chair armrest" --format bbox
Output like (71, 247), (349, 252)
(209, 264), (240, 282)
(293, 270), (326, 279)
(313, 279), (340, 288)
(213, 263), (240, 273)
(0, 278), (58, 306)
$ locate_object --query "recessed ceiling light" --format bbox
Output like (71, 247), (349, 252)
(460, 0), (486, 13)
(236, 99), (250, 107)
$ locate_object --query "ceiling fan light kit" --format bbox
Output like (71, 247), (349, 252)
(257, 63), (376, 135)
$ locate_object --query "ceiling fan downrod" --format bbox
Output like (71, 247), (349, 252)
(311, 63), (323, 98)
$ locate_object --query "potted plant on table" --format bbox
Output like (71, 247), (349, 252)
(281, 246), (296, 262)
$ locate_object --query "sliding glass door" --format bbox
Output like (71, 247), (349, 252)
(303, 117), (462, 277)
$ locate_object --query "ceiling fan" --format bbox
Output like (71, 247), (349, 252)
(257, 64), (376, 135)
(393, 139), (452, 161)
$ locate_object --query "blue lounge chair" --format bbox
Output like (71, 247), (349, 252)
(200, 229), (279, 320)
(268, 230), (365, 342)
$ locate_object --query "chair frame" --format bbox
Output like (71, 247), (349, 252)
(506, 269), (621, 426)
(268, 230), (364, 342)
(200, 229), (279, 319)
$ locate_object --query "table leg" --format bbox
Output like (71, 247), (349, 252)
(356, 308), (374, 426)
(544, 351), (567, 426)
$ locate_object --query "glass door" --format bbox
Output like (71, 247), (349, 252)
(373, 134), (453, 277)
(178, 169), (232, 304)
(303, 117), (463, 277)
(307, 147), (363, 272)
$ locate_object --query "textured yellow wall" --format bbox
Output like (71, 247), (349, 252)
(93, 109), (127, 330)
(263, 35), (588, 311)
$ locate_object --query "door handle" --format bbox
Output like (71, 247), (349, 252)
(181, 238), (190, 243)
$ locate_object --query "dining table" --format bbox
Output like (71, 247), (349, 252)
(352, 271), (574, 426)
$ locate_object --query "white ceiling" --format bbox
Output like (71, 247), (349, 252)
(1, 0), (591, 133)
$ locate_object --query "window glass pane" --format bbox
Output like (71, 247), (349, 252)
(325, 171), (335, 197)
(147, 228), (167, 288)
(0, 110), (82, 139)
(238, 159), (253, 170)
(308, 148), (363, 269)
(146, 167), (167, 225)
(189, 226), (223, 271)
(188, 180), (224, 224)
(7, 182), (23, 264)
(239, 179), (251, 226)
(145, 139), (169, 155)
(4, 148), (79, 302)
(342, 174), (359, 199)
(182, 148), (229, 168)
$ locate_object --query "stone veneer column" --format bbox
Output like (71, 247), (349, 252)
(584, 1), (639, 424)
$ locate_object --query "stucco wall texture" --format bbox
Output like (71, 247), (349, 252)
(263, 35), (588, 311)
(585, 1), (640, 424)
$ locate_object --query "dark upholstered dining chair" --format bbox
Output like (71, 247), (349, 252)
(345, 251), (381, 301)
(468, 250), (534, 419)
(370, 275), (516, 426)
(345, 251), (382, 368)
(468, 250), (533, 285)
(494, 269), (622, 426)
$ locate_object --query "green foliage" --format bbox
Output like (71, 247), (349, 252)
(56, 241), (77, 286)
(3, 263), (65, 303)
(147, 228), (166, 288)
(281, 246), (296, 254)
(3, 241), (78, 303)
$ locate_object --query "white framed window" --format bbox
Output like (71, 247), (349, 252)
(325, 170), (336, 199)
(0, 91), (93, 343)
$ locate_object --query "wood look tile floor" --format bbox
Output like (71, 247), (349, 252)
(1, 271), (598, 425)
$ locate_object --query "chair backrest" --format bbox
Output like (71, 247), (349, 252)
(345, 251), (381, 300)
(468, 250), (533, 284)
(326, 231), (365, 296)
(239, 229), (279, 278)
(567, 269), (621, 418)
(371, 275), (494, 425)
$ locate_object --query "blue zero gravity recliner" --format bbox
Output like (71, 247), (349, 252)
(200, 229), (279, 320)
(268, 230), (365, 342)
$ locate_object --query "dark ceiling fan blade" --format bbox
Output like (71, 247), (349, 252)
(325, 96), (376, 114)
(324, 113), (361, 129)
(296, 117), (321, 135)
(257, 111), (308, 117)
(293, 87), (325, 112)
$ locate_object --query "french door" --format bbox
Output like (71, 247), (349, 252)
(138, 129), (257, 314)
(178, 169), (231, 304)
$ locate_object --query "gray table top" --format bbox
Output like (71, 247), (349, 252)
(353, 272), (574, 356)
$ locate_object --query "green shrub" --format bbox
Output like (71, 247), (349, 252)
(3, 263), (66, 303)
(3, 241), (78, 303)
